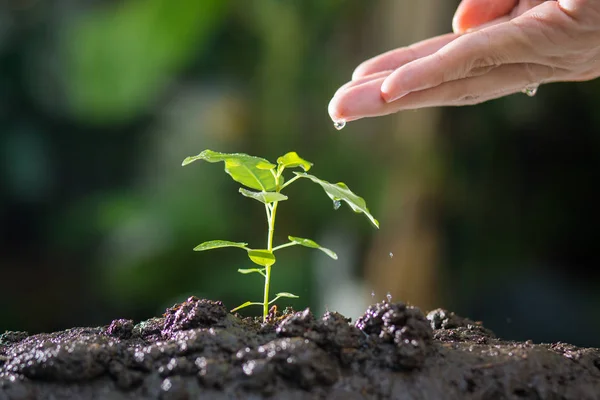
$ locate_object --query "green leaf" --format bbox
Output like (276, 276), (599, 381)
(274, 292), (299, 299)
(238, 188), (288, 204)
(247, 249), (276, 267)
(237, 268), (266, 277)
(231, 301), (262, 313)
(288, 236), (338, 260)
(277, 152), (313, 172)
(193, 240), (249, 251)
(294, 172), (380, 228)
(182, 150), (277, 191)
(269, 292), (299, 304)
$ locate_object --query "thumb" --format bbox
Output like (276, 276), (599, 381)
(452, 0), (518, 33)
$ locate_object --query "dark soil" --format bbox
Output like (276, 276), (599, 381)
(1, 297), (599, 399)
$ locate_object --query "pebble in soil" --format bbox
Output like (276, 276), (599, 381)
(1, 296), (599, 399)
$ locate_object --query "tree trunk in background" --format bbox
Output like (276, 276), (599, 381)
(364, 0), (452, 311)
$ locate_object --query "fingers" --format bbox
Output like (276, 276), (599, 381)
(380, 22), (539, 103)
(335, 70), (393, 97)
(329, 77), (387, 121)
(453, 0), (518, 33)
(398, 63), (557, 108)
(329, 63), (559, 121)
(352, 33), (458, 80)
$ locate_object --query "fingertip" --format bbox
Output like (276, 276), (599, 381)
(352, 57), (393, 80)
(351, 63), (371, 80)
(557, 0), (586, 20)
(327, 95), (342, 122)
(380, 75), (408, 103)
(328, 91), (354, 123)
(452, 7), (465, 34)
(380, 89), (394, 103)
(351, 67), (362, 81)
(329, 77), (390, 122)
(381, 90), (409, 104)
(452, 13), (468, 34)
(452, 0), (517, 33)
(452, 15), (460, 34)
(452, 0), (469, 34)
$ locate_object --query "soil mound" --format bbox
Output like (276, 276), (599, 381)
(1, 297), (599, 399)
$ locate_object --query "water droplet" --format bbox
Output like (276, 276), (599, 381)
(370, 290), (375, 298)
(333, 120), (346, 130)
(389, 252), (394, 258)
(333, 200), (341, 210)
(161, 378), (172, 392)
(386, 292), (392, 302)
(521, 84), (538, 97)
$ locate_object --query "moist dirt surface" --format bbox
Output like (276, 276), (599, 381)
(1, 297), (599, 399)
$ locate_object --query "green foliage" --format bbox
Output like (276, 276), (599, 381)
(193, 240), (249, 252)
(247, 250), (276, 268)
(65, 0), (227, 123)
(294, 172), (380, 228)
(183, 150), (277, 191)
(183, 150), (379, 321)
(277, 152), (313, 171)
(238, 188), (288, 204)
(287, 236), (338, 260)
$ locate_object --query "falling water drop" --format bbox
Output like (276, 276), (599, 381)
(333, 120), (346, 130)
(521, 84), (538, 97)
(333, 200), (342, 210)
(386, 292), (392, 303)
(371, 290), (375, 298)
(389, 252), (394, 258)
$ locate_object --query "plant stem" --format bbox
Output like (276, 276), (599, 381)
(268, 202), (278, 251)
(272, 242), (297, 252)
(263, 265), (271, 320)
(263, 200), (279, 321)
(280, 174), (301, 190)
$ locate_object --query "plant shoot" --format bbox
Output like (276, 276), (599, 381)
(182, 150), (379, 321)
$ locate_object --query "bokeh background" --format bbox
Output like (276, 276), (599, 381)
(2, 0), (600, 347)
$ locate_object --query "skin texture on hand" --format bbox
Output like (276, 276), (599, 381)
(329, 0), (600, 122)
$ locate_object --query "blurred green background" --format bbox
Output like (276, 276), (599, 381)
(1, 0), (600, 347)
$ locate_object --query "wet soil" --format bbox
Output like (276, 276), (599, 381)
(1, 297), (599, 399)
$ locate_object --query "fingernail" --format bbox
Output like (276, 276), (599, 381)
(382, 91), (409, 103)
(452, 15), (460, 34)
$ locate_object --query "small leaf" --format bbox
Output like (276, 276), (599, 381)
(269, 292), (299, 304)
(183, 150), (277, 191)
(247, 249), (276, 267)
(238, 268), (266, 277)
(239, 188), (288, 204)
(277, 152), (312, 171)
(194, 240), (249, 251)
(294, 172), (379, 228)
(274, 292), (299, 299)
(230, 301), (262, 313)
(288, 236), (338, 259)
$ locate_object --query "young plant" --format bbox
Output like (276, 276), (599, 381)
(182, 150), (379, 321)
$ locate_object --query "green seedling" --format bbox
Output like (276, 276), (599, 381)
(182, 150), (379, 321)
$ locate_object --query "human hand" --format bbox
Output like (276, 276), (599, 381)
(328, 0), (600, 123)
